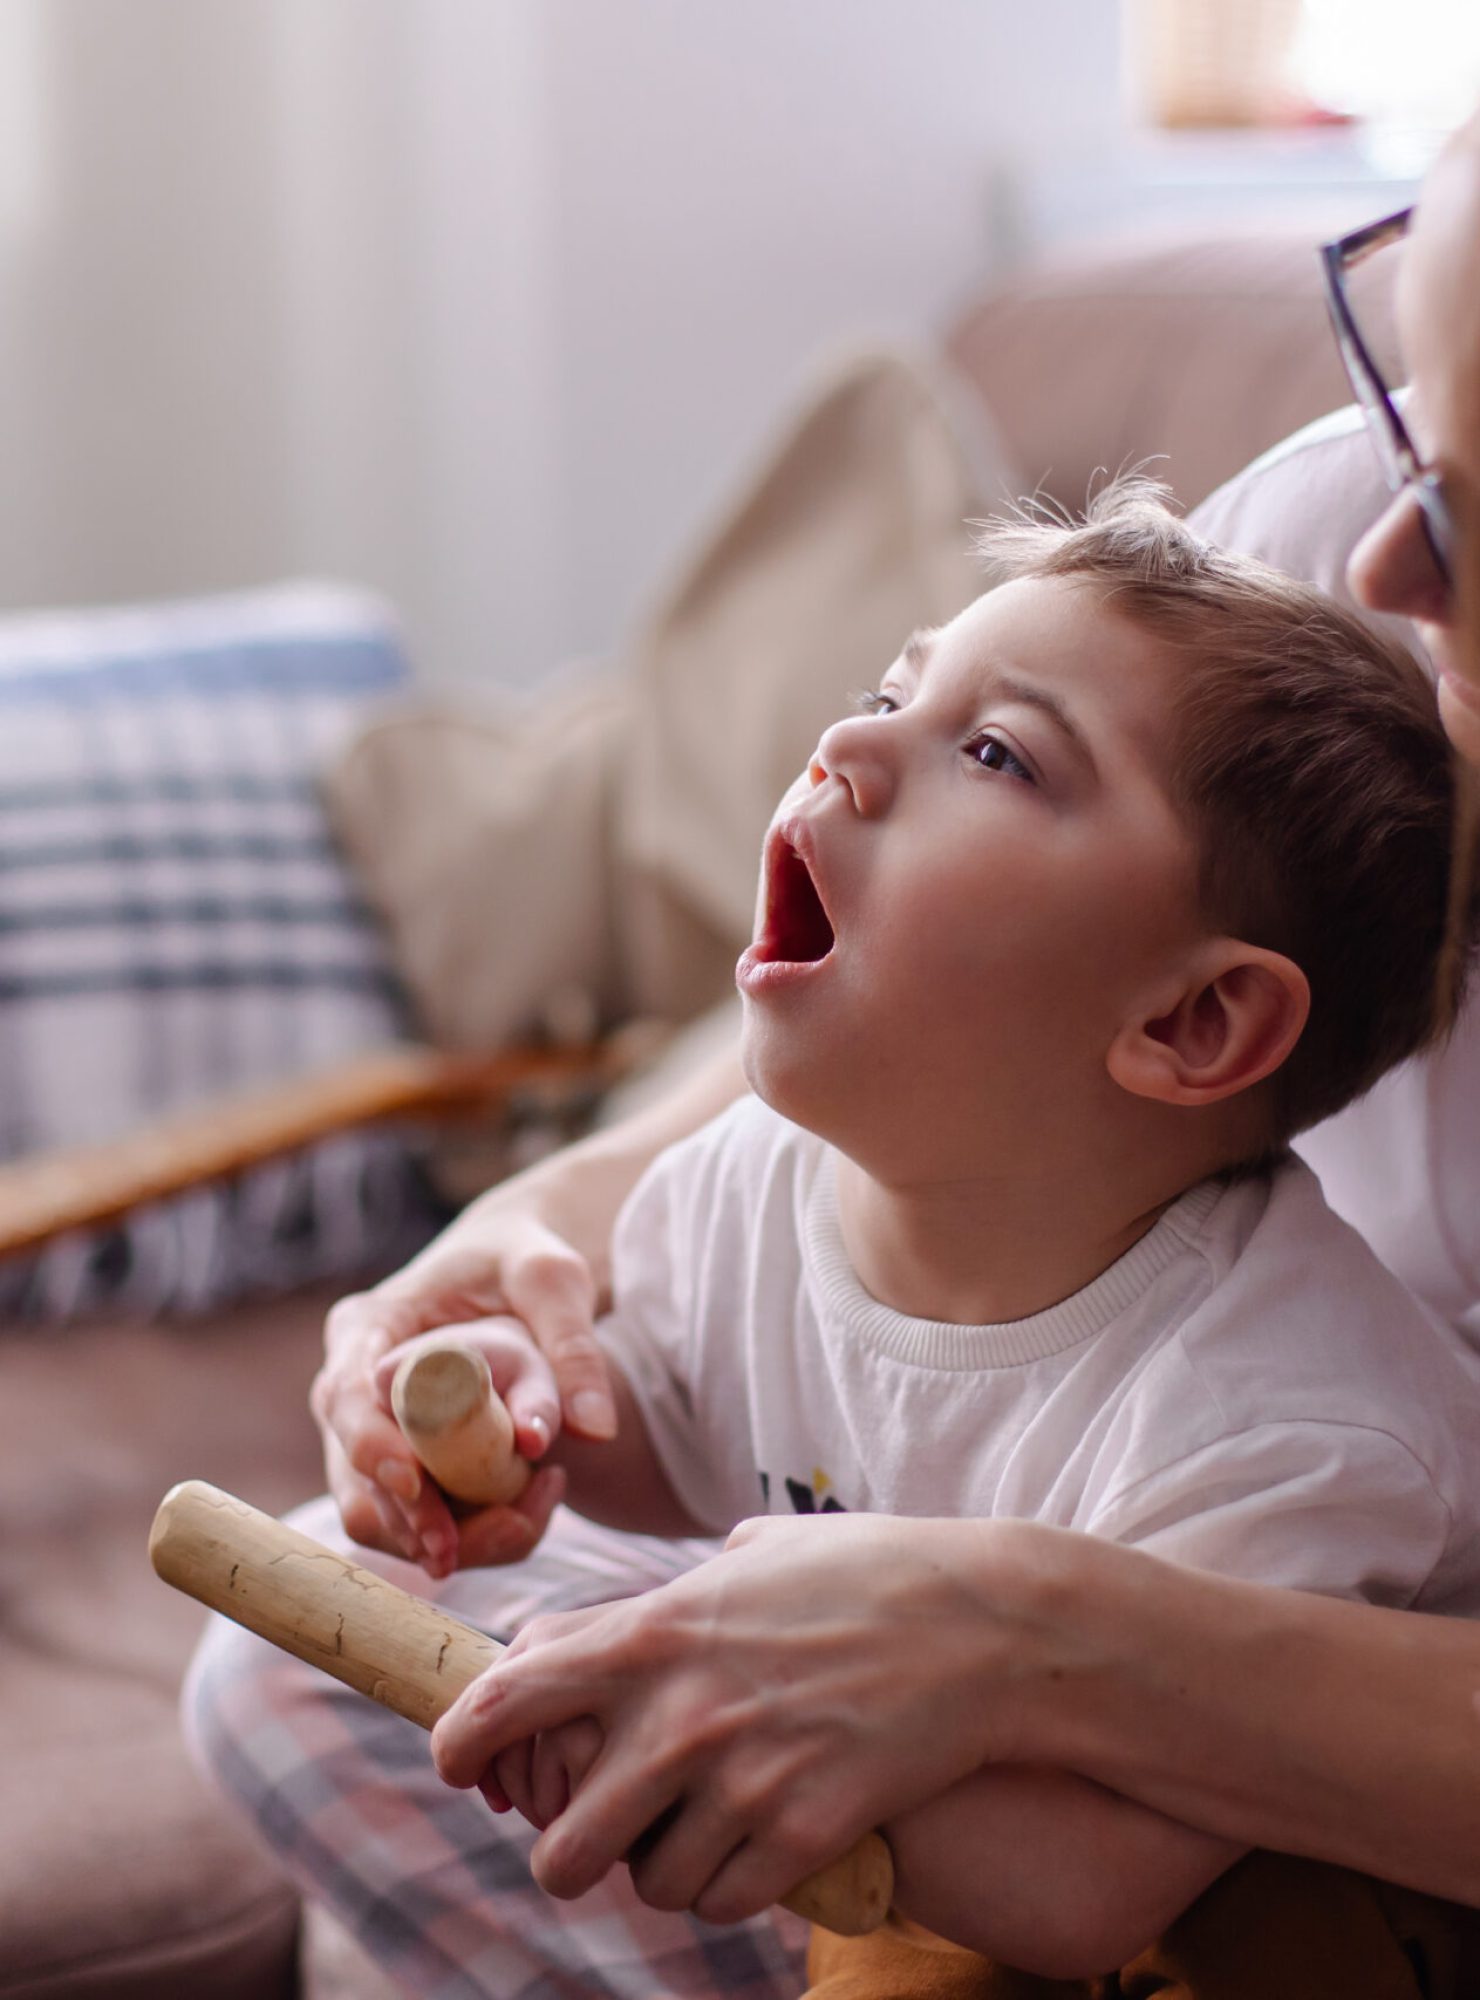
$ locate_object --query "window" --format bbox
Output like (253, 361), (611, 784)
(1128, 0), (1480, 139)
(1291, 0), (1480, 133)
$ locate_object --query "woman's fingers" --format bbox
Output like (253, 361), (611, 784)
(314, 1346), (420, 1498)
(433, 1638), (587, 1790)
(498, 1226), (615, 1439)
(314, 1289), (430, 1518)
(314, 1185), (613, 1562)
(349, 1313), (569, 1575)
(527, 1715), (605, 1829)
(336, 1451), (564, 1584)
(611, 1736), (861, 1923)
(447, 1610), (753, 1901)
(454, 1464), (568, 1570)
(622, 1790), (753, 1918)
(322, 1432), (417, 1563)
(434, 1608), (632, 1800)
(448, 1316), (562, 1457)
(529, 1740), (687, 1902)
(434, 1609), (634, 1780)
(489, 1738), (535, 1823)
(689, 1838), (806, 1931)
(370, 1317), (563, 1462)
(479, 1717), (627, 1857)
(555, 1714), (606, 1797)
(688, 1786), (863, 1928)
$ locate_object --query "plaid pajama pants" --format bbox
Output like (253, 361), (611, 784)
(183, 1498), (809, 1999)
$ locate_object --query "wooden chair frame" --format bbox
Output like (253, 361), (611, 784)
(0, 1039), (628, 1261)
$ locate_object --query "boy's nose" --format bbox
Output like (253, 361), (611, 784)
(809, 715), (893, 815)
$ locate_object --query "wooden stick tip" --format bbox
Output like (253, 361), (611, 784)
(393, 1343), (493, 1433)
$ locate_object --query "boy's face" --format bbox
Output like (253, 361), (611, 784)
(737, 575), (1207, 1181)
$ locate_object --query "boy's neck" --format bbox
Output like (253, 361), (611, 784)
(832, 1147), (1207, 1326)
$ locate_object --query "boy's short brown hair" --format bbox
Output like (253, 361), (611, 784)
(978, 476), (1478, 1148)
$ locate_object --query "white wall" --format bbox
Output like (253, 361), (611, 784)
(0, 0), (1126, 685)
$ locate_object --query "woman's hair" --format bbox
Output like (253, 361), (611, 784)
(977, 475), (1478, 1146)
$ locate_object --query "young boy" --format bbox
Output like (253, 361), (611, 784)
(420, 480), (1479, 1991)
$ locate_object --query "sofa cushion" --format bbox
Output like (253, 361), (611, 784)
(2, 1693), (299, 2000)
(946, 225), (1397, 516)
(326, 666), (629, 1057)
(0, 1290), (334, 1998)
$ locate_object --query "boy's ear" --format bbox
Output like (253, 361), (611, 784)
(1106, 942), (1310, 1108)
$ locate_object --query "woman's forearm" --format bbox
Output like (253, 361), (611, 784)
(451, 1041), (748, 1309)
(1007, 1528), (1480, 1906)
(434, 1511), (1480, 1922)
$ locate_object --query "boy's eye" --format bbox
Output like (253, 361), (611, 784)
(967, 732), (1034, 783)
(852, 688), (899, 717)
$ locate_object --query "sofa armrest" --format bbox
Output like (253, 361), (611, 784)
(0, 1038), (629, 1259)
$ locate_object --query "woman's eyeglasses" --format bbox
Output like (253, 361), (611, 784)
(1320, 207), (1457, 601)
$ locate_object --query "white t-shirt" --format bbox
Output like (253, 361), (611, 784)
(1190, 409), (1480, 1340)
(600, 1096), (1480, 1612)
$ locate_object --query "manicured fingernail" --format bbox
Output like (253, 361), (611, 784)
(570, 1391), (617, 1439)
(378, 1458), (421, 1503)
(526, 1413), (552, 1452)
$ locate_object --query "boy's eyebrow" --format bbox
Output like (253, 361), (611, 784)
(901, 628), (937, 678)
(994, 673), (1097, 776)
(899, 626), (1097, 776)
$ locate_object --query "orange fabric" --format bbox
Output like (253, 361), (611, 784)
(807, 1911), (1078, 1998)
(805, 1853), (1480, 2000)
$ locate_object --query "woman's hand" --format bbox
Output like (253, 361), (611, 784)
(483, 1716), (607, 1831)
(312, 1042), (749, 1574)
(312, 1164), (616, 1574)
(360, 1319), (571, 1579)
(432, 1511), (1060, 1925)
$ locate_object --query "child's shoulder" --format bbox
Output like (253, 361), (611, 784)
(1175, 1155), (1480, 1443)
(1213, 1155), (1448, 1315)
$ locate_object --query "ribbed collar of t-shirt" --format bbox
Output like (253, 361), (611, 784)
(802, 1157), (1229, 1372)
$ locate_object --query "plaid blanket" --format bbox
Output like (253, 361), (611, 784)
(0, 582), (442, 1318)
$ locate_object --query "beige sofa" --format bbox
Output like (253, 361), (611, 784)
(0, 220), (1374, 2000)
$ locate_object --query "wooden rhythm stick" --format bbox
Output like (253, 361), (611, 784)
(150, 1481), (893, 1936)
(390, 1341), (531, 1507)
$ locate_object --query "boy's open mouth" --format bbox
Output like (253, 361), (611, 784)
(754, 827), (835, 965)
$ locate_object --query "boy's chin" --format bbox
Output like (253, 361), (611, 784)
(739, 1021), (835, 1133)
(738, 1023), (783, 1109)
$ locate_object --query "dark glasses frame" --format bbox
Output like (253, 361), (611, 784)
(1320, 206), (1457, 598)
